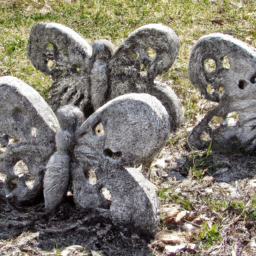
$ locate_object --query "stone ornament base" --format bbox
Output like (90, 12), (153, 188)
(0, 189), (152, 256)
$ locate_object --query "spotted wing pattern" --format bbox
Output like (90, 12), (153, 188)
(27, 22), (183, 131)
(27, 22), (93, 114)
(0, 76), (59, 204)
(108, 24), (183, 131)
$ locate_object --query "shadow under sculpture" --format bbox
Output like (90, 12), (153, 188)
(0, 76), (170, 255)
(188, 33), (256, 154)
(27, 22), (183, 132)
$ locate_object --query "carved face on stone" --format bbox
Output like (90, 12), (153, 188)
(74, 93), (170, 169)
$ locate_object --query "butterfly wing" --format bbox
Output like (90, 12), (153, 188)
(108, 24), (183, 131)
(0, 76), (59, 204)
(27, 22), (93, 113)
(28, 23), (183, 130)
(188, 33), (256, 152)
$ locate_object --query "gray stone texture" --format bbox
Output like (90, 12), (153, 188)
(44, 105), (84, 212)
(0, 76), (59, 204)
(188, 33), (256, 154)
(0, 75), (171, 253)
(43, 93), (169, 238)
(0, 22), (185, 254)
(71, 93), (169, 237)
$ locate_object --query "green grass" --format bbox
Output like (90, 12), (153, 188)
(200, 222), (221, 247)
(1, 0), (256, 102)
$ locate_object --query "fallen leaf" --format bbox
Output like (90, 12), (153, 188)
(91, 251), (101, 256)
(203, 176), (215, 183)
(153, 159), (166, 169)
(165, 243), (196, 254)
(175, 211), (188, 223)
(249, 179), (256, 188)
(158, 232), (186, 245)
(162, 206), (180, 223)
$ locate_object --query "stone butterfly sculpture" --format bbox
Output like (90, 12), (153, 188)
(188, 33), (256, 154)
(0, 76), (171, 241)
(27, 22), (183, 132)
(0, 24), (183, 251)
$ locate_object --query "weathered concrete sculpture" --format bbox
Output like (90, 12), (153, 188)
(0, 23), (183, 254)
(0, 76), (171, 254)
(188, 33), (256, 154)
(27, 22), (183, 131)
(44, 93), (169, 237)
(0, 76), (59, 204)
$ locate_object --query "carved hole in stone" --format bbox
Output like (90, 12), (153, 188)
(0, 136), (18, 156)
(226, 112), (239, 126)
(12, 107), (22, 123)
(250, 75), (256, 84)
(200, 130), (211, 142)
(140, 52), (152, 74)
(13, 160), (35, 189)
(46, 42), (54, 51)
(206, 85), (213, 93)
(9, 137), (19, 144)
(238, 80), (247, 89)
(31, 127), (37, 137)
(222, 56), (230, 69)
(63, 49), (69, 56)
(204, 59), (216, 73)
(104, 148), (122, 159)
(45, 43), (55, 70)
(47, 60), (55, 69)
(86, 169), (97, 185)
(201, 116), (226, 142)
(147, 47), (156, 60)
(0, 173), (5, 182)
(210, 116), (224, 127)
(76, 67), (83, 73)
(71, 65), (83, 73)
(67, 191), (73, 196)
(94, 122), (104, 136)
(206, 85), (225, 97)
(219, 86), (225, 96)
(13, 160), (29, 177)
(140, 64), (148, 75)
(0, 134), (8, 148)
(25, 176), (35, 189)
(129, 51), (139, 61)
(101, 187), (111, 201)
